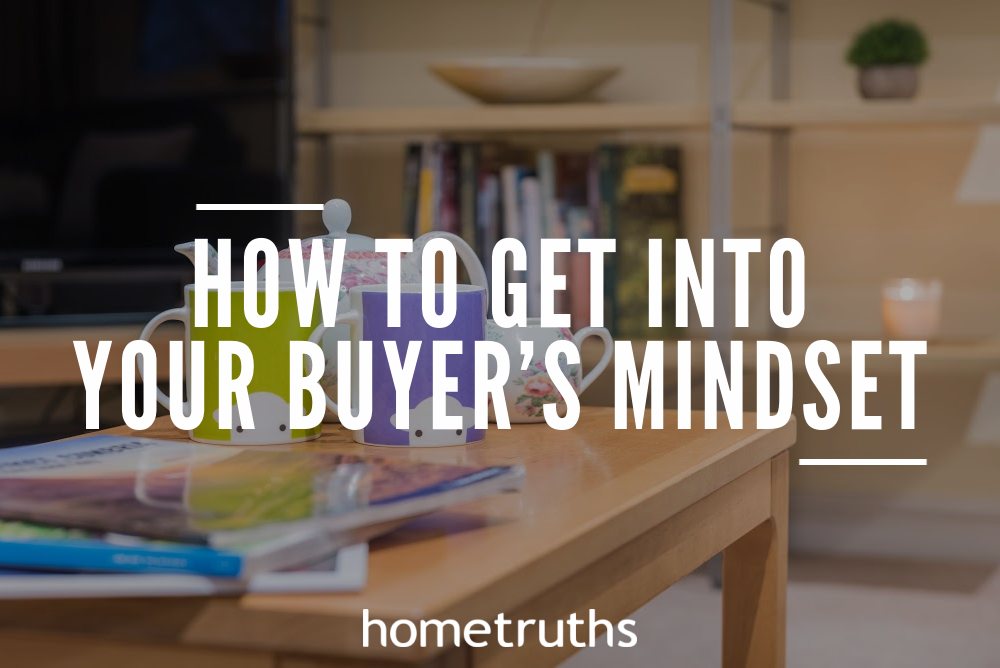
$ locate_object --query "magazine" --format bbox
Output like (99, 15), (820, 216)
(0, 543), (367, 599)
(0, 435), (525, 548)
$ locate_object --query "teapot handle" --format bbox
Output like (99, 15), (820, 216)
(413, 232), (489, 289)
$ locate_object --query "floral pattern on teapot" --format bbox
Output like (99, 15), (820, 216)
(275, 245), (423, 302)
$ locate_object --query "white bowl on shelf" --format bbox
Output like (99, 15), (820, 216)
(429, 57), (620, 104)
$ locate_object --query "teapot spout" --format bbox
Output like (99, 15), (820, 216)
(174, 241), (219, 275)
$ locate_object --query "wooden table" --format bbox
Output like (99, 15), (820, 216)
(0, 409), (794, 668)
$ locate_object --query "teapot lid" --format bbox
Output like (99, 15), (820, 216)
(313, 198), (376, 251)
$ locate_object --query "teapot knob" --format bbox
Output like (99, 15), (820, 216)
(322, 198), (351, 237)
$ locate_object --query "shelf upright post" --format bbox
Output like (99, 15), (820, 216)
(710, 0), (734, 375)
(316, 0), (334, 203)
(705, 0), (735, 591)
(770, 0), (791, 338)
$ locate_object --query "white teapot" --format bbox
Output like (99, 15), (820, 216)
(264, 199), (488, 415)
(175, 198), (489, 419)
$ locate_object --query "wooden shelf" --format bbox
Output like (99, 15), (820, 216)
(297, 102), (709, 135)
(0, 325), (182, 388)
(297, 99), (1000, 136)
(735, 99), (1000, 129)
(582, 338), (1000, 376)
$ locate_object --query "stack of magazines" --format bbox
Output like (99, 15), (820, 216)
(0, 435), (524, 599)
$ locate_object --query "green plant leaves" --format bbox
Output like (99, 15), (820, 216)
(847, 18), (929, 67)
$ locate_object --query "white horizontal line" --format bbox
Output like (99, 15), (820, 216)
(196, 204), (324, 211)
(799, 458), (928, 466)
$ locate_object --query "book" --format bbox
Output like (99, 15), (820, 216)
(402, 143), (423, 238)
(437, 142), (460, 235)
(520, 174), (543, 318)
(0, 435), (525, 549)
(0, 517), (387, 579)
(536, 150), (556, 239)
(417, 141), (437, 235)
(596, 145), (619, 333)
(553, 152), (595, 326)
(555, 152), (595, 241)
(602, 144), (683, 339)
(569, 252), (592, 331)
(0, 543), (368, 599)
(549, 212), (570, 319)
(458, 142), (480, 253)
(477, 171), (501, 317)
(500, 164), (528, 318)
(500, 165), (526, 244)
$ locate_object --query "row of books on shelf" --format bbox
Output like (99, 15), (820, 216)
(403, 141), (683, 338)
(0, 435), (523, 598)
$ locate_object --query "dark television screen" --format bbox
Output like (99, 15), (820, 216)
(0, 0), (293, 321)
(0, 0), (293, 262)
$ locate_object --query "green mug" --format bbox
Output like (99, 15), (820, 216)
(139, 282), (323, 445)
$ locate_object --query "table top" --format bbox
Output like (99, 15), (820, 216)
(0, 409), (794, 661)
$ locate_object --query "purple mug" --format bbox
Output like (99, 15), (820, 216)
(310, 284), (486, 446)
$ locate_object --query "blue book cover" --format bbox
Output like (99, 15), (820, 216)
(0, 544), (368, 598)
(0, 521), (245, 577)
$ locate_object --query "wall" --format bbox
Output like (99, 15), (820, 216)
(293, 0), (1000, 543)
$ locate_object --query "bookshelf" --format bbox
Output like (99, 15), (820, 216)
(735, 99), (1000, 129)
(294, 0), (1000, 348)
(297, 102), (709, 135)
(297, 100), (1000, 136)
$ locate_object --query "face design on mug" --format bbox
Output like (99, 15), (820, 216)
(213, 391), (292, 445)
(390, 396), (476, 446)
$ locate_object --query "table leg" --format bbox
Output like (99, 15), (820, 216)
(721, 451), (788, 668)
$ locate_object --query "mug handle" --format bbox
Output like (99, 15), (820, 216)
(572, 327), (614, 395)
(308, 309), (362, 416)
(138, 307), (188, 410)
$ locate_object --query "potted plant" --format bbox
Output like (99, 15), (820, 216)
(846, 18), (929, 99)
